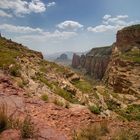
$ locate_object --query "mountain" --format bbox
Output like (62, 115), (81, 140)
(44, 51), (88, 66)
(44, 51), (75, 60)
(55, 53), (72, 66)
(0, 25), (140, 139)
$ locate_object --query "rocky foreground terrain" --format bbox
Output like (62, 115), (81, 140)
(0, 25), (140, 140)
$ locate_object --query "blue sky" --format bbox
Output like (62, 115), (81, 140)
(0, 0), (140, 54)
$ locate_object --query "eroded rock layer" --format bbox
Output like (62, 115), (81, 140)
(72, 46), (112, 80)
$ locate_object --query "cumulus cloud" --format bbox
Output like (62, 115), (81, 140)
(103, 15), (129, 25)
(0, 0), (46, 17)
(0, 24), (43, 34)
(0, 10), (12, 18)
(87, 25), (117, 32)
(103, 14), (111, 20)
(57, 20), (83, 31)
(87, 15), (140, 33)
(17, 30), (77, 41)
(47, 2), (56, 7)
(0, 23), (77, 40)
(29, 0), (46, 13)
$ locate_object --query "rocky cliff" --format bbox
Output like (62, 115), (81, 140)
(105, 25), (140, 96)
(72, 46), (112, 80)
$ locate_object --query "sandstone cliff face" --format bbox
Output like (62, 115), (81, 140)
(116, 25), (140, 52)
(72, 46), (112, 80)
(72, 53), (80, 68)
(105, 25), (140, 95)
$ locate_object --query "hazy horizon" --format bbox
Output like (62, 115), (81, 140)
(0, 0), (140, 54)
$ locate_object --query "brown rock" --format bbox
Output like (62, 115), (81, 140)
(0, 129), (21, 140)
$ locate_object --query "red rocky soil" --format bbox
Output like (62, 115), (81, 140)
(0, 73), (140, 140)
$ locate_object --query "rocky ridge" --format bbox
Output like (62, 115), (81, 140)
(105, 25), (140, 96)
(0, 25), (140, 140)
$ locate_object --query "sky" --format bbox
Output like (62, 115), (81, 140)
(0, 0), (140, 55)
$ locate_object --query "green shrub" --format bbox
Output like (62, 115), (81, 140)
(41, 94), (48, 102)
(36, 73), (53, 89)
(120, 50), (140, 63)
(106, 99), (120, 111)
(72, 80), (93, 93)
(88, 105), (101, 114)
(54, 87), (79, 104)
(117, 104), (140, 121)
(9, 64), (21, 77)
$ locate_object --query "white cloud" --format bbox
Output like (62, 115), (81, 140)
(0, 23), (77, 40)
(17, 30), (77, 41)
(103, 15), (129, 25)
(0, 24), (43, 34)
(0, 0), (46, 17)
(87, 15), (140, 33)
(103, 14), (111, 20)
(47, 2), (56, 7)
(87, 25), (117, 32)
(29, 0), (46, 13)
(0, 10), (12, 18)
(57, 20), (83, 31)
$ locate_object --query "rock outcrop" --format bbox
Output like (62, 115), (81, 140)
(105, 25), (140, 95)
(72, 46), (112, 80)
(72, 53), (81, 68)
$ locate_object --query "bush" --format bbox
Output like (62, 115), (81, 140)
(54, 86), (79, 104)
(106, 99), (120, 111)
(117, 104), (140, 121)
(53, 98), (64, 107)
(41, 94), (48, 102)
(0, 103), (8, 132)
(21, 115), (35, 138)
(9, 64), (21, 77)
(88, 105), (101, 114)
(53, 98), (70, 108)
(112, 128), (140, 140)
(0, 103), (36, 138)
(73, 121), (109, 140)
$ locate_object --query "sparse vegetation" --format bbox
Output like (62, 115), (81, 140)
(106, 99), (120, 111)
(41, 94), (48, 102)
(121, 50), (140, 63)
(54, 86), (79, 104)
(72, 80), (93, 93)
(36, 72), (54, 89)
(0, 38), (20, 69)
(9, 64), (21, 77)
(88, 105), (101, 114)
(21, 115), (35, 138)
(112, 128), (140, 140)
(73, 121), (109, 140)
(0, 103), (36, 138)
(53, 98), (64, 107)
(0, 103), (8, 132)
(54, 98), (70, 108)
(117, 104), (140, 121)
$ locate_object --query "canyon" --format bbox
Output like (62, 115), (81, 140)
(0, 25), (140, 140)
